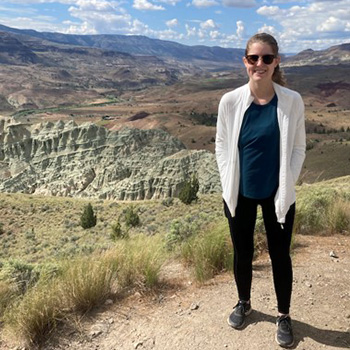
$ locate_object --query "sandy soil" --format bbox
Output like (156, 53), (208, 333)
(38, 234), (350, 350)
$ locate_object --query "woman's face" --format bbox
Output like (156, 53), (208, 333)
(243, 41), (280, 83)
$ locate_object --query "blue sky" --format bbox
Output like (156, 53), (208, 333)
(0, 0), (349, 53)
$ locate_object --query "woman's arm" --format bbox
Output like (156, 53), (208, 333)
(290, 96), (306, 183)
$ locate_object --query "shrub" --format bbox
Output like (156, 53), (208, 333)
(179, 174), (199, 205)
(162, 197), (174, 207)
(295, 181), (350, 235)
(80, 203), (97, 229)
(0, 260), (39, 294)
(294, 187), (334, 235)
(110, 221), (128, 240)
(165, 215), (199, 250)
(124, 206), (140, 228)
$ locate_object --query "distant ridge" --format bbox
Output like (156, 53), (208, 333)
(283, 43), (350, 66)
(0, 23), (244, 68)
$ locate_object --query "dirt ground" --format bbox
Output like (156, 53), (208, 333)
(4, 234), (349, 350)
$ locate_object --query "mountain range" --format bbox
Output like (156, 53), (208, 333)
(0, 23), (349, 114)
(0, 23), (244, 69)
(1, 23), (349, 68)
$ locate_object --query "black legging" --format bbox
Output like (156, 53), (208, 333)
(224, 193), (295, 315)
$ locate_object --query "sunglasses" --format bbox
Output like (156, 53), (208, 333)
(245, 54), (276, 65)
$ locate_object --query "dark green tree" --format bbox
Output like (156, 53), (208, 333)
(179, 174), (199, 205)
(80, 203), (97, 229)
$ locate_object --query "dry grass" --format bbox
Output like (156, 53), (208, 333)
(0, 177), (349, 348)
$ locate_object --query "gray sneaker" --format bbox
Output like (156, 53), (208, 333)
(276, 315), (294, 348)
(227, 300), (252, 329)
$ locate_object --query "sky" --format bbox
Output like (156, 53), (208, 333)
(0, 0), (349, 53)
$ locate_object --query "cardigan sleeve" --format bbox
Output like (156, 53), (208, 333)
(215, 95), (229, 188)
(290, 94), (306, 184)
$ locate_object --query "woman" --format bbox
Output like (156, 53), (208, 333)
(215, 33), (306, 348)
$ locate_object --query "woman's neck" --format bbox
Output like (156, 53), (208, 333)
(249, 80), (275, 105)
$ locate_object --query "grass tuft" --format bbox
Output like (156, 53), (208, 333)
(181, 220), (233, 282)
(59, 255), (118, 314)
(3, 282), (64, 348)
(113, 235), (166, 290)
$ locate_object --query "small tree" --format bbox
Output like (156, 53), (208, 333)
(80, 203), (97, 229)
(124, 206), (140, 228)
(179, 174), (199, 205)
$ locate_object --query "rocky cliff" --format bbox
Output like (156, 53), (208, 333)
(0, 118), (221, 200)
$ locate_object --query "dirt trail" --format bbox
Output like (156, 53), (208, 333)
(32, 235), (350, 349)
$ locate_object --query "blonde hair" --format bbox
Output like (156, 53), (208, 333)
(245, 33), (286, 86)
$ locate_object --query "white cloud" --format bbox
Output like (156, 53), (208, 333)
(200, 19), (217, 30)
(191, 0), (219, 8)
(0, 16), (64, 32)
(133, 0), (165, 10)
(158, 28), (184, 40)
(70, 0), (118, 13)
(257, 5), (280, 16)
(209, 30), (220, 39)
(257, 24), (278, 37)
(317, 16), (347, 32)
(64, 20), (97, 34)
(185, 23), (197, 37)
(67, 1), (134, 34)
(236, 20), (245, 38)
(256, 1), (350, 52)
(166, 18), (179, 27)
(272, 0), (306, 3)
(155, 0), (182, 4)
(1, 0), (75, 3)
(222, 0), (257, 8)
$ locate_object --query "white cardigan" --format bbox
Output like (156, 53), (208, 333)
(215, 82), (306, 223)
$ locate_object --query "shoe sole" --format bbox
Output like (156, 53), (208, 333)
(227, 308), (253, 329)
(275, 334), (294, 348)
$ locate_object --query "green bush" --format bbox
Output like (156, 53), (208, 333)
(165, 215), (200, 250)
(110, 221), (128, 240)
(179, 174), (199, 205)
(124, 206), (140, 228)
(162, 197), (174, 207)
(295, 182), (350, 235)
(80, 203), (97, 229)
(0, 260), (39, 294)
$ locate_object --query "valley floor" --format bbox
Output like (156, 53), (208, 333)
(12, 234), (348, 350)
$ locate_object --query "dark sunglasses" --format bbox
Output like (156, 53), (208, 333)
(245, 54), (276, 65)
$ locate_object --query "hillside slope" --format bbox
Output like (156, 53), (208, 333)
(14, 234), (349, 350)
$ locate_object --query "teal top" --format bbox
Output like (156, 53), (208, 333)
(238, 94), (280, 199)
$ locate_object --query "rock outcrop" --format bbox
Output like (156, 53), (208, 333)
(0, 119), (221, 200)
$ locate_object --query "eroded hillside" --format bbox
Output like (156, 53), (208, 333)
(0, 118), (220, 199)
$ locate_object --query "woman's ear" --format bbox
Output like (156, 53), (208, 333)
(275, 55), (281, 67)
(242, 56), (249, 68)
